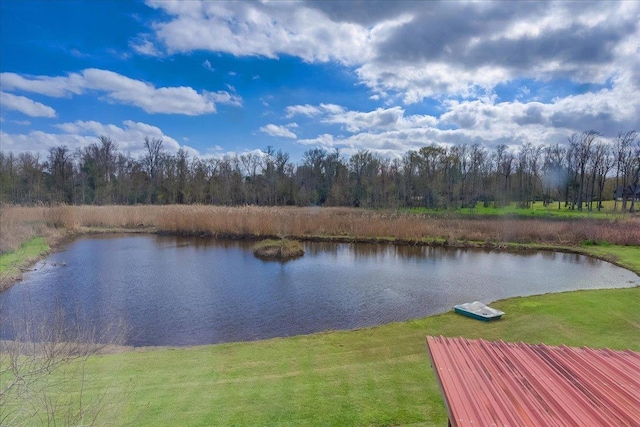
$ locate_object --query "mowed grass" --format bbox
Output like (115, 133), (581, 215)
(0, 237), (49, 288)
(579, 244), (640, 275)
(408, 199), (632, 219)
(59, 286), (640, 426)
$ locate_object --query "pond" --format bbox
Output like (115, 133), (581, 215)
(1, 234), (638, 346)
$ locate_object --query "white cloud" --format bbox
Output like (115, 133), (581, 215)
(0, 68), (242, 115)
(286, 103), (437, 134)
(297, 133), (336, 148)
(130, 37), (163, 56)
(139, 0), (640, 108)
(323, 106), (405, 132)
(207, 89), (242, 107)
(291, 77), (639, 158)
(0, 92), (56, 117)
(80, 68), (229, 115)
(0, 130), (94, 156)
(203, 60), (214, 71)
(0, 72), (84, 97)
(54, 119), (182, 153)
(260, 124), (297, 139)
(144, 1), (375, 65)
(285, 104), (322, 118)
(1, 119), (194, 159)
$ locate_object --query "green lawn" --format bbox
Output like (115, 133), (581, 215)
(579, 244), (640, 275)
(33, 286), (635, 426)
(407, 200), (635, 219)
(0, 237), (49, 287)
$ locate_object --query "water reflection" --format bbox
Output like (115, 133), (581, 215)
(0, 234), (637, 347)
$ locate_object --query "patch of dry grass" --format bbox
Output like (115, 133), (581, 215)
(0, 206), (62, 255)
(2, 205), (639, 248)
(253, 239), (304, 259)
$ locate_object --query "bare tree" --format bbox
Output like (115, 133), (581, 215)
(143, 137), (164, 203)
(495, 145), (514, 207)
(47, 146), (73, 204)
(469, 144), (487, 206)
(589, 143), (612, 211)
(629, 136), (640, 213)
(240, 152), (262, 204)
(542, 144), (567, 209)
(574, 131), (598, 211)
(16, 153), (45, 204)
(349, 150), (377, 207)
(78, 136), (118, 204)
(1, 305), (128, 426)
(613, 131), (637, 211)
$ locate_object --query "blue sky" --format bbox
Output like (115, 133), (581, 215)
(1, 1), (639, 161)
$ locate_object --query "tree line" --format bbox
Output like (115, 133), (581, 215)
(1, 130), (638, 211)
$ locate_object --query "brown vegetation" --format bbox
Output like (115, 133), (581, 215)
(2, 205), (639, 252)
(253, 239), (304, 259)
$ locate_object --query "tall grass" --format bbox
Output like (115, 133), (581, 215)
(2, 205), (639, 250)
(0, 206), (60, 254)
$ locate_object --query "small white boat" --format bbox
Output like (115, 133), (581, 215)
(454, 301), (504, 321)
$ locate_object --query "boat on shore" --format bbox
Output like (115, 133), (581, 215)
(454, 301), (504, 321)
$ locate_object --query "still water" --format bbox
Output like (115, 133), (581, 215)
(1, 234), (638, 346)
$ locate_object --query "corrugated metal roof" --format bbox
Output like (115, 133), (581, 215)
(426, 336), (640, 427)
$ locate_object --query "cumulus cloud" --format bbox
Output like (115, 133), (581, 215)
(5, 1), (636, 162)
(0, 72), (84, 97)
(1, 120), (191, 158)
(144, 0), (374, 65)
(287, 82), (638, 158)
(130, 36), (163, 56)
(297, 133), (336, 148)
(285, 103), (345, 118)
(0, 92), (56, 117)
(55, 120), (182, 152)
(323, 106), (405, 132)
(139, 0), (640, 104)
(260, 124), (298, 139)
(0, 68), (242, 115)
(346, 2), (639, 102)
(0, 130), (94, 156)
(285, 104), (322, 118)
(286, 103), (437, 134)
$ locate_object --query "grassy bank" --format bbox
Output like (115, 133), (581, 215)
(579, 244), (640, 275)
(0, 237), (51, 291)
(15, 286), (635, 426)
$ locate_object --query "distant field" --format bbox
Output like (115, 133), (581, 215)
(408, 199), (633, 218)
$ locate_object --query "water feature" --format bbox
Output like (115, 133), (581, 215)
(1, 234), (637, 346)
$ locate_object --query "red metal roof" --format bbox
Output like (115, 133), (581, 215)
(426, 336), (640, 427)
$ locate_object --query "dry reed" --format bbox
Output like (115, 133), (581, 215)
(2, 205), (639, 252)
